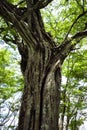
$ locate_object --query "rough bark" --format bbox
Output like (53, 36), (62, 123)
(17, 28), (62, 130)
(17, 36), (62, 130)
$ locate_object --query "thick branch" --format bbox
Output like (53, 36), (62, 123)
(0, 0), (16, 22)
(26, 0), (53, 11)
(33, 0), (53, 9)
(0, 0), (27, 22)
(0, 0), (38, 49)
(52, 29), (87, 64)
(39, 0), (53, 9)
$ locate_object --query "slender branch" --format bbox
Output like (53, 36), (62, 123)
(63, 11), (87, 42)
(72, 29), (87, 39)
(37, 0), (53, 9)
(75, 0), (85, 12)
(16, 0), (26, 7)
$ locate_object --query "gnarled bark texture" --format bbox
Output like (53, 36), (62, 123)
(18, 46), (62, 130)
(0, 0), (86, 130)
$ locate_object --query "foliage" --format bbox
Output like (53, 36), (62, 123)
(0, 45), (23, 129)
(60, 44), (87, 129)
(42, 0), (87, 43)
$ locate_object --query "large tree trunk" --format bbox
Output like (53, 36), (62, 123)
(17, 16), (62, 129)
(0, 1), (62, 128)
(18, 47), (61, 130)
(13, 5), (62, 130)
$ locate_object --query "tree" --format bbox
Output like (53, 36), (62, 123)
(0, 0), (87, 130)
(59, 48), (87, 130)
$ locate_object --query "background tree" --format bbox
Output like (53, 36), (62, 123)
(0, 44), (23, 129)
(59, 46), (87, 130)
(0, 0), (87, 130)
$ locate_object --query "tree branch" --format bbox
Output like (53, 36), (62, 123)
(72, 29), (87, 39)
(63, 11), (87, 42)
(16, 0), (26, 7)
(27, 0), (54, 10)
(0, 0), (27, 22)
(37, 0), (53, 9)
(53, 29), (87, 64)
(0, 0), (38, 48)
(0, 0), (16, 22)
(75, 0), (85, 12)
